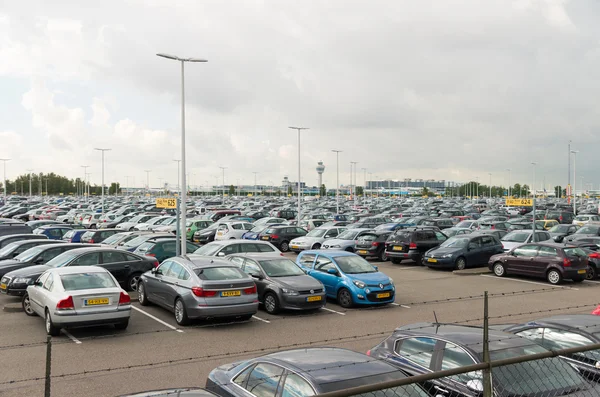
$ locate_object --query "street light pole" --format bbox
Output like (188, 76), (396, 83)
(351, 161), (358, 204)
(488, 173), (492, 198)
(332, 150), (342, 214)
(506, 168), (511, 197)
(0, 159), (10, 203)
(219, 166), (227, 205)
(568, 140), (571, 200)
(253, 172), (258, 197)
(27, 169), (33, 197)
(94, 148), (111, 214)
(173, 160), (181, 194)
(571, 150), (578, 214)
(81, 165), (89, 201)
(362, 168), (367, 200)
(144, 170), (151, 193)
(531, 162), (537, 242)
(289, 127), (309, 223)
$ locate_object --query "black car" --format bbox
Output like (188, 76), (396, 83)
(549, 224), (580, 242)
(206, 347), (430, 397)
(193, 223), (219, 244)
(423, 234), (503, 270)
(355, 231), (393, 262)
(565, 224), (600, 242)
(571, 241), (600, 279)
(503, 315), (600, 383)
(271, 209), (297, 220)
(368, 323), (599, 397)
(421, 218), (455, 230)
(80, 228), (120, 244)
(133, 237), (198, 262)
(0, 239), (62, 261)
(0, 233), (47, 249)
(119, 232), (174, 252)
(1, 247), (157, 294)
(385, 227), (447, 264)
(258, 225), (307, 252)
(0, 223), (33, 237)
(227, 254), (326, 314)
(546, 210), (575, 224)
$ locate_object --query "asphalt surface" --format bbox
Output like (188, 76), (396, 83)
(1, 252), (598, 397)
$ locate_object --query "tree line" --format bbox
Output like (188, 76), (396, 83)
(0, 172), (120, 196)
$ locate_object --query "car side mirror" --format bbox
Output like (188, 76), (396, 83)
(553, 235), (563, 243)
(33, 280), (43, 287)
(34, 258), (44, 264)
(217, 252), (225, 257)
(327, 268), (339, 276)
(250, 273), (263, 280)
(373, 265), (378, 271)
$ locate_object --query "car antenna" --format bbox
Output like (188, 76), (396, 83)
(433, 311), (440, 333)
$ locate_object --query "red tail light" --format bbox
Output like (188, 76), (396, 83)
(152, 260), (160, 268)
(590, 253), (600, 259)
(366, 350), (371, 356)
(56, 296), (74, 310)
(243, 285), (257, 294)
(192, 287), (217, 297)
(409, 242), (417, 249)
(187, 228), (191, 232)
(559, 216), (563, 222)
(89, 239), (94, 244)
(146, 253), (156, 257)
(119, 292), (131, 306)
(270, 234), (279, 239)
(371, 242), (380, 247)
(491, 225), (496, 230)
(563, 258), (572, 267)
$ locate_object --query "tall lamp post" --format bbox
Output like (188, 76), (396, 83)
(144, 170), (151, 193)
(253, 172), (258, 197)
(488, 173), (492, 198)
(0, 159), (10, 203)
(173, 160), (181, 194)
(157, 52), (207, 257)
(94, 148), (111, 214)
(571, 150), (578, 214)
(531, 162), (537, 242)
(351, 161), (358, 204)
(81, 165), (89, 201)
(219, 166), (227, 205)
(362, 168), (367, 200)
(506, 168), (511, 197)
(289, 126), (309, 223)
(332, 150), (342, 214)
(26, 169), (33, 197)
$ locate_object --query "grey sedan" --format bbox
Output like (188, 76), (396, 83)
(137, 256), (258, 325)
(227, 254), (326, 314)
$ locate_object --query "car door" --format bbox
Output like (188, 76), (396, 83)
(242, 259), (267, 300)
(161, 261), (185, 308)
(435, 341), (481, 397)
(465, 237), (483, 264)
(392, 336), (437, 379)
(311, 255), (339, 297)
(28, 272), (50, 315)
(69, 252), (101, 267)
(534, 246), (562, 277)
(144, 261), (173, 306)
(100, 251), (129, 284)
(509, 245), (540, 276)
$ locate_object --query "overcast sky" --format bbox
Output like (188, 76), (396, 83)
(1, 0), (599, 191)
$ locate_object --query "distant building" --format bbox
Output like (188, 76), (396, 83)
(316, 161), (325, 187)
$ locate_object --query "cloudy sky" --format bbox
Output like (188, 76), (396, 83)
(1, 0), (599, 191)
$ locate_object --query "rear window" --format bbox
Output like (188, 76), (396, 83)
(63, 230), (75, 239)
(135, 242), (155, 253)
(60, 272), (117, 291)
(392, 232), (411, 242)
(563, 247), (587, 258)
(194, 244), (221, 256)
(194, 266), (246, 280)
(123, 235), (149, 248)
(358, 234), (378, 243)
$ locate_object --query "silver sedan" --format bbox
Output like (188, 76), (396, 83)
(23, 266), (131, 336)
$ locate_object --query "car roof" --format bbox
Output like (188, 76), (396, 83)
(10, 239), (62, 246)
(229, 253), (286, 261)
(301, 250), (355, 257)
(184, 255), (238, 269)
(529, 314), (600, 334)
(208, 239), (270, 246)
(48, 265), (110, 275)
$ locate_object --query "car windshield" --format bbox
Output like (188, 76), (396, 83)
(63, 230), (74, 239)
(250, 225), (268, 233)
(577, 225), (600, 234)
(128, 215), (144, 223)
(502, 232), (530, 243)
(194, 244), (222, 256)
(60, 272), (117, 290)
(47, 252), (78, 268)
(575, 215), (590, 221)
(444, 229), (460, 237)
(337, 230), (360, 240)
(549, 225), (571, 233)
(122, 235), (151, 248)
(335, 256), (377, 274)
(195, 266), (246, 280)
(456, 221), (473, 228)
(101, 233), (124, 245)
(259, 259), (305, 277)
(307, 229), (327, 237)
(14, 246), (46, 262)
(440, 237), (470, 248)
(0, 243), (19, 257)
(486, 344), (585, 396)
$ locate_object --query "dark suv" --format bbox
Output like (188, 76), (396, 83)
(272, 210), (297, 221)
(545, 210), (574, 224)
(385, 227), (448, 264)
(258, 225), (307, 252)
(421, 218), (454, 230)
(355, 231), (392, 262)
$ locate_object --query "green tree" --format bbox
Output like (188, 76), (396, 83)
(422, 187), (430, 196)
(512, 183), (521, 197)
(554, 185), (562, 198)
(355, 186), (363, 196)
(521, 184), (530, 197)
(228, 185), (235, 196)
(287, 185), (293, 195)
(109, 182), (120, 195)
(319, 184), (326, 196)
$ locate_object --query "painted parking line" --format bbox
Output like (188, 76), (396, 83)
(62, 329), (82, 344)
(321, 307), (345, 316)
(132, 306), (184, 333)
(252, 315), (271, 324)
(390, 302), (400, 306)
(401, 305), (411, 309)
(480, 275), (578, 290)
(584, 280), (600, 284)
(397, 266), (420, 270)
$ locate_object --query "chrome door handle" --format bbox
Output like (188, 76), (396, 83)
(433, 385), (449, 394)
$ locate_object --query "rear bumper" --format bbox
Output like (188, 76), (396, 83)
(563, 268), (589, 279)
(386, 250), (420, 261)
(356, 247), (379, 257)
(186, 302), (258, 319)
(52, 308), (130, 327)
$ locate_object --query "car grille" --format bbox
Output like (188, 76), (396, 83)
(366, 291), (394, 302)
(298, 288), (324, 295)
(204, 282), (255, 290)
(366, 283), (391, 288)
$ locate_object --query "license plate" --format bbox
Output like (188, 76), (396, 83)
(376, 292), (391, 298)
(217, 232), (223, 236)
(194, 239), (200, 243)
(221, 290), (241, 297)
(427, 258), (437, 263)
(393, 246), (403, 251)
(261, 236), (269, 240)
(0, 283), (6, 290)
(306, 296), (322, 302)
(578, 269), (587, 274)
(291, 245), (299, 249)
(85, 298), (109, 306)
(358, 250), (368, 255)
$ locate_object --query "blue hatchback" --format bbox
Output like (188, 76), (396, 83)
(296, 250), (395, 308)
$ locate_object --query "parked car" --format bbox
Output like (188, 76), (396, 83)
(297, 219), (326, 231)
(242, 224), (285, 241)
(214, 222), (254, 241)
(0, 223), (33, 237)
(355, 231), (393, 262)
(22, 266), (131, 335)
(443, 227), (472, 238)
(133, 237), (199, 262)
(296, 250), (395, 308)
(118, 232), (174, 252)
(227, 254), (326, 314)
(186, 219), (214, 241)
(193, 240), (281, 257)
(252, 217), (287, 227)
(500, 230), (552, 251)
(489, 242), (589, 284)
(258, 225), (308, 252)
(121, 389), (217, 397)
(385, 227), (448, 264)
(321, 228), (373, 252)
(82, 213), (103, 229)
(61, 229), (88, 243)
(25, 220), (61, 229)
(33, 225), (74, 240)
(549, 224), (579, 242)
(100, 231), (152, 248)
(546, 210), (575, 224)
(80, 229), (120, 244)
(117, 214), (159, 231)
(137, 256), (258, 325)
(573, 215), (600, 227)
(535, 219), (559, 230)
(424, 233), (503, 270)
(289, 226), (346, 252)
(98, 214), (135, 229)
(0, 239), (62, 261)
(193, 223), (220, 244)
(133, 215), (172, 231)
(421, 218), (454, 230)
(565, 224), (600, 242)
(0, 233), (47, 248)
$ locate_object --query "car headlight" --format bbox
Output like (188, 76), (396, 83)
(13, 278), (31, 284)
(388, 278), (394, 285)
(442, 254), (453, 258)
(353, 280), (366, 289)
(282, 288), (299, 296)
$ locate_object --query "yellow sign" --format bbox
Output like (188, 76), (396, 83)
(506, 198), (533, 206)
(156, 198), (177, 209)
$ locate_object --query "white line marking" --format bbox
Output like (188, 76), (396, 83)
(132, 306), (184, 333)
(62, 329), (82, 344)
(398, 266), (419, 270)
(584, 280), (600, 284)
(401, 305), (411, 309)
(390, 302), (400, 306)
(252, 315), (271, 323)
(321, 307), (346, 315)
(480, 275), (578, 290)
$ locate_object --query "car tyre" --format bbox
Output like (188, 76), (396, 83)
(547, 269), (562, 285)
(587, 266), (597, 280)
(174, 298), (190, 326)
(391, 258), (402, 264)
(126, 273), (142, 292)
(138, 282), (150, 306)
(264, 292), (280, 314)
(114, 320), (129, 330)
(455, 257), (467, 271)
(22, 293), (36, 316)
(45, 309), (61, 336)
(312, 243), (321, 250)
(345, 247), (354, 253)
(493, 262), (506, 277)
(280, 241), (290, 252)
(379, 250), (388, 262)
(337, 288), (354, 308)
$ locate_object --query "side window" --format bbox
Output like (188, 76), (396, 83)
(246, 363), (284, 397)
(162, 241), (177, 254)
(538, 247), (558, 257)
(101, 251), (127, 264)
(299, 254), (316, 267)
(440, 343), (481, 384)
(178, 267), (190, 280)
(158, 261), (173, 275)
(241, 243), (260, 253)
(282, 374), (316, 397)
(296, 228), (307, 235)
(396, 337), (437, 369)
(324, 229), (338, 238)
(314, 256), (336, 272)
(72, 252), (101, 266)
(43, 273), (54, 291)
(256, 244), (275, 253)
(124, 254), (141, 262)
(513, 245), (538, 257)
(243, 223), (254, 231)
(37, 272), (50, 286)
(541, 232), (551, 241)
(165, 262), (183, 278)
(229, 256), (245, 267)
(185, 242), (198, 253)
(434, 231), (447, 241)
(232, 223), (243, 230)
(469, 238), (482, 248)
(481, 236), (494, 246)
(49, 229), (63, 238)
(233, 364), (254, 387)
(243, 260), (262, 276)
(222, 244), (241, 256)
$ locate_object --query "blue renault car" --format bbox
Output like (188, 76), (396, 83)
(296, 250), (395, 308)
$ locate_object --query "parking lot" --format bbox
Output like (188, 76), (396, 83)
(2, 253), (598, 397)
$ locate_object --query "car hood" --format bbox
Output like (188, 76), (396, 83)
(0, 259), (22, 268)
(5, 264), (51, 279)
(323, 238), (351, 246)
(427, 247), (463, 256)
(291, 237), (321, 245)
(500, 241), (524, 250)
(118, 222), (135, 228)
(272, 275), (323, 290)
(345, 272), (390, 284)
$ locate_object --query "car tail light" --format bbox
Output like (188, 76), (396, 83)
(590, 253), (600, 259)
(146, 253), (156, 257)
(192, 287), (217, 297)
(187, 228), (191, 232)
(559, 215), (563, 222)
(409, 242), (417, 249)
(563, 258), (572, 267)
(280, 253), (284, 256)
(371, 242), (380, 247)
(491, 225), (496, 230)
(56, 296), (74, 310)
(89, 239), (94, 244)
(152, 260), (160, 268)
(366, 350), (371, 356)
(270, 234), (279, 239)
(243, 285), (257, 294)
(119, 292), (131, 306)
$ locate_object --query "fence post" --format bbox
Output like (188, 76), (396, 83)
(44, 335), (52, 397)
(482, 291), (492, 397)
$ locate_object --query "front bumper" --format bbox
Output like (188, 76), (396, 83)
(279, 293), (327, 310)
(354, 288), (396, 305)
(0, 281), (28, 296)
(423, 257), (455, 268)
(290, 243), (311, 252)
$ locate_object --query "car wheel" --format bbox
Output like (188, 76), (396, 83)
(379, 250), (388, 262)
(174, 298), (190, 326)
(114, 320), (129, 330)
(337, 288), (354, 308)
(138, 282), (150, 306)
(45, 309), (61, 336)
(547, 269), (562, 285)
(493, 262), (506, 277)
(90, 224), (96, 229)
(345, 247), (354, 253)
(312, 243), (321, 250)
(587, 266), (597, 280)
(391, 258), (402, 265)
(455, 257), (467, 271)
(126, 273), (142, 292)
(22, 293), (36, 316)
(264, 292), (280, 314)
(280, 241), (290, 252)
(129, 227), (134, 232)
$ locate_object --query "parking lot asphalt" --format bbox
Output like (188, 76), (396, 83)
(1, 253), (598, 397)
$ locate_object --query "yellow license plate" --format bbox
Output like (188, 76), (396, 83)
(376, 292), (391, 298)
(427, 258), (437, 263)
(306, 296), (322, 302)
(578, 269), (587, 274)
(291, 245), (299, 249)
(393, 246), (403, 251)
(217, 232), (223, 236)
(85, 298), (109, 306)
(261, 236), (269, 240)
(194, 239), (200, 243)
(0, 283), (6, 290)
(221, 290), (241, 297)
(358, 250), (368, 255)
